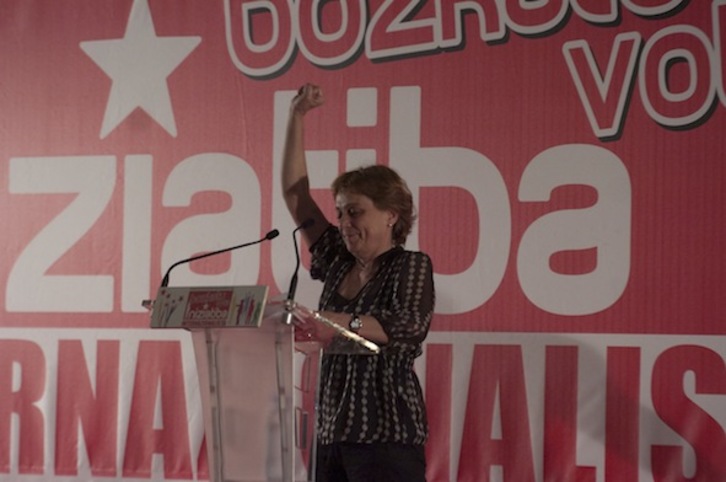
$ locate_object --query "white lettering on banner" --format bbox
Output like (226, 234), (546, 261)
(161, 153), (263, 288)
(4, 97), (631, 318)
(2, 329), (726, 480)
(420, 332), (726, 482)
(0, 330), (204, 479)
(270, 86), (631, 316)
(366, 0), (438, 59)
(639, 25), (716, 127)
(7, 157), (116, 312)
(6, 154), (265, 314)
(518, 144), (631, 316)
(620, 0), (687, 17)
(570, 0), (618, 24)
(436, 0), (507, 50)
(564, 2), (726, 139)
(122, 155), (153, 313)
(563, 32), (642, 139)
(503, 0), (570, 36)
(298, 0), (367, 66)
(224, 0), (723, 139)
(224, 0), (686, 77)
(716, 0), (726, 108)
(224, 0), (297, 78)
(388, 86), (511, 315)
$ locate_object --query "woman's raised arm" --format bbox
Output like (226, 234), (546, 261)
(281, 83), (329, 247)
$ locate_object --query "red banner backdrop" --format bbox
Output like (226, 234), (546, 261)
(1, 0), (725, 480)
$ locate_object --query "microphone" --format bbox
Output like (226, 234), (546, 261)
(286, 219), (315, 302)
(160, 229), (279, 287)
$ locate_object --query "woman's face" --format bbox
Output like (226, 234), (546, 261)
(335, 191), (397, 262)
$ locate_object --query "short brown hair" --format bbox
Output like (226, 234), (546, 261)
(331, 164), (416, 245)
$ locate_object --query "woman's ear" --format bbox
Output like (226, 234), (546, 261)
(387, 211), (399, 227)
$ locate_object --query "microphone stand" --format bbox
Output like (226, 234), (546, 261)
(283, 219), (314, 325)
(143, 229), (279, 312)
(160, 229), (279, 288)
(276, 219), (315, 480)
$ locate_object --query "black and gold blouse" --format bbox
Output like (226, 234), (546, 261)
(310, 225), (435, 445)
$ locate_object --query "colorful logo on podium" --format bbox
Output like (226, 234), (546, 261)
(182, 290), (234, 327)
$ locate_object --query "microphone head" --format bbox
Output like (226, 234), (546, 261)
(300, 218), (315, 229)
(266, 229), (280, 240)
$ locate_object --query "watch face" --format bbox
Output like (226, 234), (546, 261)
(349, 316), (362, 331)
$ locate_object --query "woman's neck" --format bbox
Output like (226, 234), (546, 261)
(354, 256), (376, 274)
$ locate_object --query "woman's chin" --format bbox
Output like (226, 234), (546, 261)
(343, 237), (361, 252)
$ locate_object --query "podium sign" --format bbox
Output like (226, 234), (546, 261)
(150, 285), (268, 328)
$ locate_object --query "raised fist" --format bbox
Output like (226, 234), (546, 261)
(292, 83), (324, 115)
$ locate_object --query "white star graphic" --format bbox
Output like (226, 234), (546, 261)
(80, 0), (201, 138)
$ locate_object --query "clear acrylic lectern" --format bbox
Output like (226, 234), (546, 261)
(146, 285), (378, 482)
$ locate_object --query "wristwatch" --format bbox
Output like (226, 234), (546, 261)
(348, 314), (363, 332)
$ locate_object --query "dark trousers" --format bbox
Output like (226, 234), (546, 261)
(315, 442), (426, 482)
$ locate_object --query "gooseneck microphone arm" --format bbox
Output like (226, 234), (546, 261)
(282, 219), (315, 327)
(160, 229), (280, 288)
(286, 219), (315, 302)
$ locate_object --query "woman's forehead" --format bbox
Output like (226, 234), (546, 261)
(335, 191), (373, 208)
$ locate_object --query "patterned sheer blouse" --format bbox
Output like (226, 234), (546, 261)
(310, 225), (435, 445)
